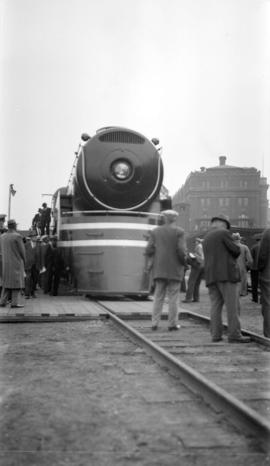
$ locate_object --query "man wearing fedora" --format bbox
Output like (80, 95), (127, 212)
(258, 227), (270, 338)
(0, 219), (26, 308)
(203, 214), (250, 343)
(145, 209), (187, 331)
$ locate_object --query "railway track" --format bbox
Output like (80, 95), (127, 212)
(97, 300), (270, 452)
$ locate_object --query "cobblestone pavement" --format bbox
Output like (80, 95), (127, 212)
(0, 320), (269, 466)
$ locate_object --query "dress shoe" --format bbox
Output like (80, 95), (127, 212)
(151, 325), (158, 331)
(212, 337), (223, 342)
(192, 299), (199, 302)
(168, 324), (181, 331)
(228, 336), (251, 343)
(181, 300), (192, 303)
(0, 303), (6, 307)
(10, 304), (24, 308)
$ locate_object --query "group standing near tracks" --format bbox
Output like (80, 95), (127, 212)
(0, 211), (270, 465)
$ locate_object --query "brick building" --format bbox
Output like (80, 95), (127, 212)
(172, 156), (269, 234)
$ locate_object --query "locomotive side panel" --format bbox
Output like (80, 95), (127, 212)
(58, 212), (160, 295)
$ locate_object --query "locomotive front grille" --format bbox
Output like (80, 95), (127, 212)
(99, 131), (145, 144)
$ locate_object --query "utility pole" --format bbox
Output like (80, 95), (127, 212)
(8, 184), (16, 220)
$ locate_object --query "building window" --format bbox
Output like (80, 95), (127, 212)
(220, 180), (228, 188)
(219, 198), (229, 207)
(238, 198), (242, 206)
(238, 214), (249, 227)
(244, 198), (248, 206)
(240, 180), (248, 188)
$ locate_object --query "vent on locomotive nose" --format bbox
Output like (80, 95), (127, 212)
(111, 159), (133, 181)
(98, 131), (145, 144)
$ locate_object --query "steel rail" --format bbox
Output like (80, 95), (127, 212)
(179, 309), (270, 347)
(98, 302), (270, 452)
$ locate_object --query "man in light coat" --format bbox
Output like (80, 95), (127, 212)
(203, 214), (250, 343)
(145, 209), (186, 331)
(0, 219), (26, 308)
(258, 228), (270, 338)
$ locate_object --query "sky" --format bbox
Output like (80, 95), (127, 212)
(1, 0), (269, 229)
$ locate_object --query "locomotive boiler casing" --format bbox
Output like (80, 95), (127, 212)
(70, 127), (163, 212)
(55, 127), (169, 296)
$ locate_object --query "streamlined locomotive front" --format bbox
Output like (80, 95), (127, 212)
(71, 127), (163, 211)
(55, 127), (168, 296)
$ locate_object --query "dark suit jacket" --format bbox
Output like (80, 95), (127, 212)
(258, 228), (270, 281)
(203, 228), (241, 287)
(145, 224), (186, 281)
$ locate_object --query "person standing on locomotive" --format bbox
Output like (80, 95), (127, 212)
(145, 209), (187, 331)
(40, 203), (51, 236)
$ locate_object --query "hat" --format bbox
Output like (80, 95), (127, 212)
(162, 209), (179, 218)
(232, 232), (241, 241)
(7, 219), (17, 227)
(195, 237), (203, 243)
(211, 214), (230, 229)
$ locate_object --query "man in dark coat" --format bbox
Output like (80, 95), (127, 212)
(258, 228), (270, 338)
(203, 214), (250, 343)
(44, 236), (64, 296)
(250, 236), (261, 303)
(145, 209), (186, 331)
(40, 203), (51, 236)
(0, 214), (7, 295)
(0, 219), (26, 308)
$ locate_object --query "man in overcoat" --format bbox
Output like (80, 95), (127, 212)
(0, 214), (7, 295)
(258, 228), (270, 338)
(145, 209), (186, 331)
(203, 214), (250, 343)
(0, 219), (26, 308)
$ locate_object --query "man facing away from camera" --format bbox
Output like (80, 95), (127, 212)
(258, 227), (270, 338)
(203, 214), (250, 343)
(145, 209), (187, 331)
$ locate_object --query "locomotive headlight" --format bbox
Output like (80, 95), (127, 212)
(111, 160), (132, 181)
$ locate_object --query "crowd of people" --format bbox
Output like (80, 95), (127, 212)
(0, 206), (64, 308)
(145, 210), (270, 341)
(0, 208), (269, 340)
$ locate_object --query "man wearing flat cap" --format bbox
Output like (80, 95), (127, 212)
(145, 209), (187, 331)
(232, 232), (253, 297)
(202, 214), (250, 343)
(0, 219), (26, 308)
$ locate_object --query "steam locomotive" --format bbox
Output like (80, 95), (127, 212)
(52, 127), (170, 296)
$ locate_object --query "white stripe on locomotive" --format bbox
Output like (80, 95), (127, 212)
(60, 222), (156, 231)
(58, 240), (148, 247)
